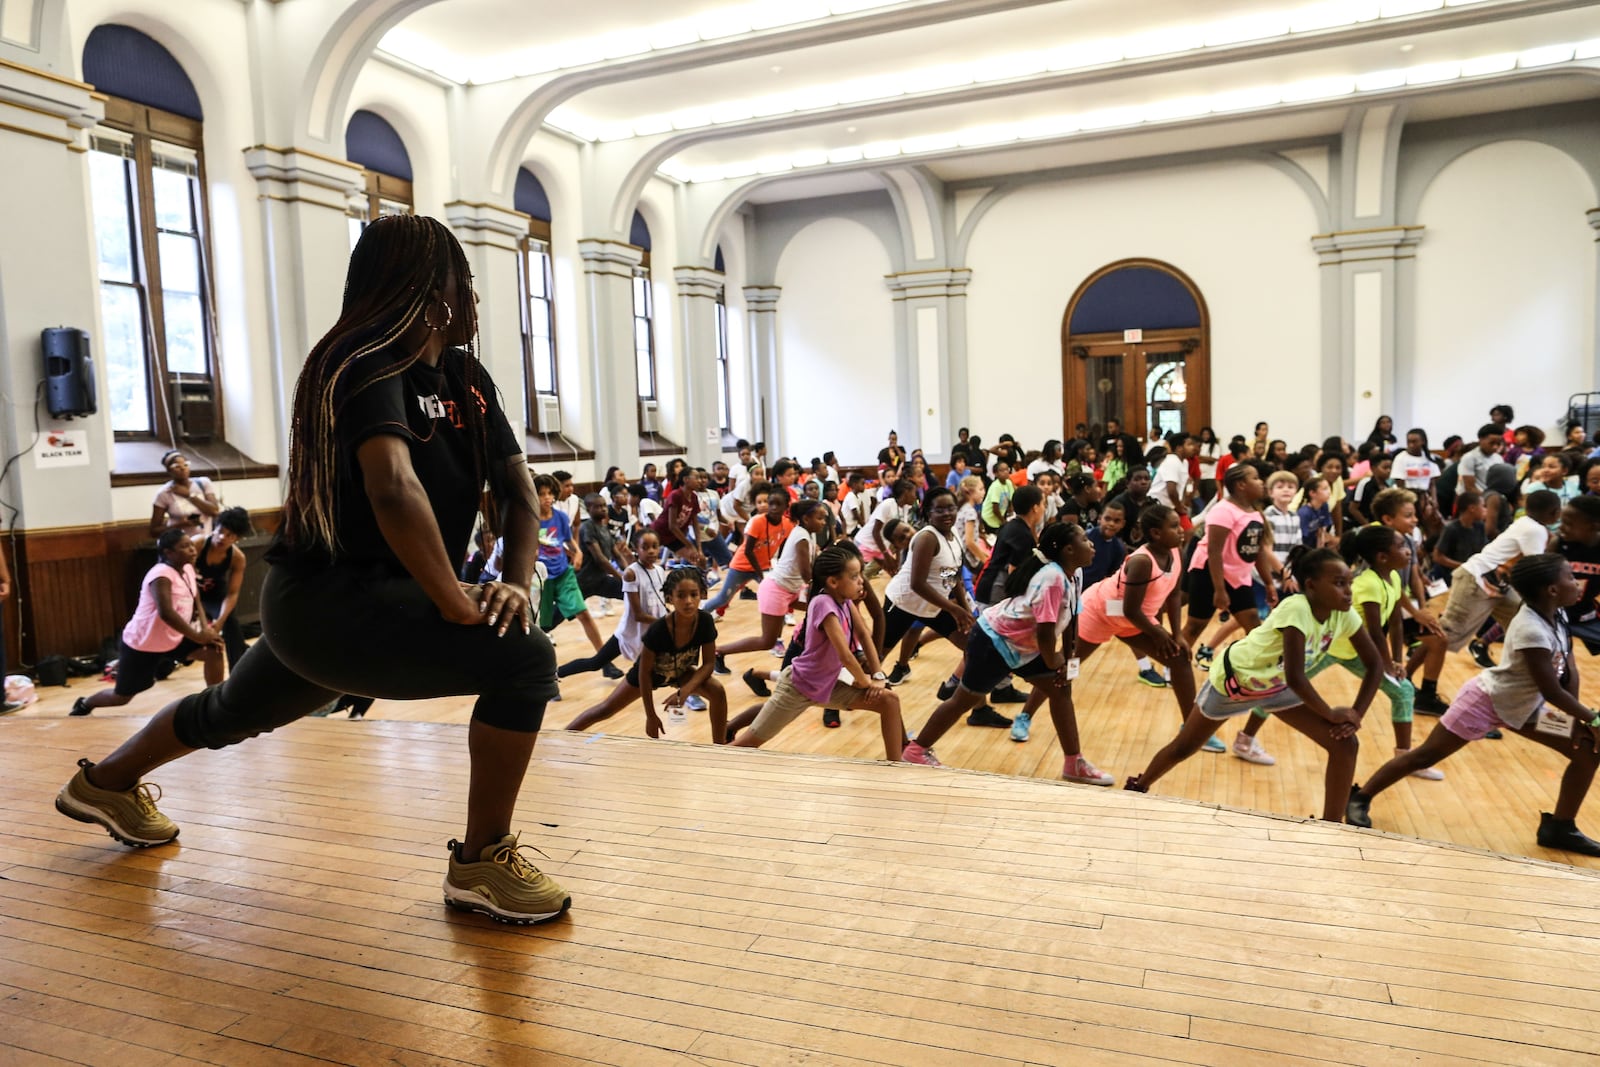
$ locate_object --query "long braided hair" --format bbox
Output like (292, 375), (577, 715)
(282, 215), (496, 555)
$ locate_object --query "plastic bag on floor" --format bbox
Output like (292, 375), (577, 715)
(5, 674), (37, 707)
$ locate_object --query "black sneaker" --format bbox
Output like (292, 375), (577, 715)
(1124, 775), (1148, 793)
(966, 705), (1013, 728)
(822, 708), (841, 728)
(1413, 690), (1449, 716)
(1469, 640), (1495, 669)
(739, 588), (758, 601)
(990, 683), (1027, 705)
(1536, 813), (1600, 857)
(1346, 786), (1373, 828)
(743, 668), (771, 698)
(713, 655), (731, 676)
(69, 697), (92, 717)
(1485, 728), (1503, 740)
(600, 663), (624, 680)
(936, 680), (957, 701)
(887, 663), (911, 686)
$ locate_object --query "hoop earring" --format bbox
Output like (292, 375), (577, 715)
(424, 303), (454, 331)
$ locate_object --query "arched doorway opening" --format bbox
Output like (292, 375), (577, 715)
(1061, 259), (1210, 442)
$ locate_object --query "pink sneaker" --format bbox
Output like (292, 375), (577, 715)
(902, 741), (944, 767)
(1062, 756), (1114, 786)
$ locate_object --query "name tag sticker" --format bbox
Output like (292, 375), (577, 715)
(1106, 599), (1124, 618)
(1066, 658), (1080, 681)
(1535, 707), (1575, 738)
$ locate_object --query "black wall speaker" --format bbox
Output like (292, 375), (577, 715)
(42, 327), (97, 419)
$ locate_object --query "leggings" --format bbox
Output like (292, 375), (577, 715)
(558, 636), (621, 677)
(702, 566), (760, 611)
(172, 562), (556, 750)
(1249, 654), (1414, 723)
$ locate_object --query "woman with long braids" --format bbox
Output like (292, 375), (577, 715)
(53, 216), (570, 925)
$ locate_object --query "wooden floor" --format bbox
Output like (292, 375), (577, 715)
(5, 584), (1600, 1065)
(5, 718), (1600, 1065)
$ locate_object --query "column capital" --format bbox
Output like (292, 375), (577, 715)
(0, 57), (102, 149)
(578, 238), (643, 278)
(673, 266), (725, 300)
(1311, 225), (1423, 267)
(885, 268), (972, 301)
(742, 285), (781, 312)
(244, 145), (364, 211)
(445, 200), (528, 252)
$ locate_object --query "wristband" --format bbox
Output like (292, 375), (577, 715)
(1586, 710), (1600, 730)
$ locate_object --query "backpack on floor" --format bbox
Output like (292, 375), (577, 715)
(34, 656), (70, 687)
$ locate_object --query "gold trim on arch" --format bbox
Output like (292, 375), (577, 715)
(1310, 224), (1425, 239)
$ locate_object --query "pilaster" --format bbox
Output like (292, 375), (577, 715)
(244, 144), (365, 471)
(885, 268), (972, 458)
(742, 285), (782, 452)
(579, 238), (645, 467)
(446, 200), (532, 443)
(673, 266), (725, 466)
(1590, 209), (1600, 389)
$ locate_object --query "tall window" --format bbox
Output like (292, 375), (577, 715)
(87, 104), (214, 437)
(345, 110), (413, 248)
(715, 287), (731, 432)
(632, 266), (656, 400)
(520, 229), (557, 396)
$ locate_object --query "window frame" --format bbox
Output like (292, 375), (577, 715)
(348, 170), (413, 248)
(714, 283), (732, 433)
(92, 95), (221, 442)
(631, 250), (657, 402)
(518, 218), (560, 433)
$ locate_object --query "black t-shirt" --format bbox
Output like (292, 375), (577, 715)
(975, 519), (1035, 603)
(637, 610), (718, 686)
(1109, 491), (1150, 545)
(1059, 496), (1102, 532)
(274, 347), (520, 572)
(1561, 536), (1600, 628)
(194, 542), (236, 606)
(578, 518), (617, 583)
(1436, 519), (1487, 569)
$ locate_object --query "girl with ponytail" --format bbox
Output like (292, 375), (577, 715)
(904, 523), (1115, 786)
(57, 217), (572, 926)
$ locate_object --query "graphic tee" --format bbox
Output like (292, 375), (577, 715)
(1189, 500), (1265, 587)
(1208, 594), (1361, 698)
(639, 610), (718, 687)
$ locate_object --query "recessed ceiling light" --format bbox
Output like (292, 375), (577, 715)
(846, 125), (857, 132)
(770, 64), (783, 73)
(1400, 43), (1414, 51)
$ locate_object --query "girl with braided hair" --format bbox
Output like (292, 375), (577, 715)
(55, 216), (571, 925)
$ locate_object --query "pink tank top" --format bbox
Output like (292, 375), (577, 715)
(1088, 545), (1182, 613)
(122, 562), (198, 653)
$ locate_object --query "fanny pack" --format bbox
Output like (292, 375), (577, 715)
(1219, 643), (1288, 701)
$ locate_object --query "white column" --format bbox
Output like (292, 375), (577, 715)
(885, 269), (971, 458)
(1590, 209), (1600, 389)
(674, 266), (724, 466)
(742, 286), (782, 453)
(578, 239), (644, 467)
(1312, 227), (1423, 436)
(446, 200), (530, 442)
(243, 145), (365, 471)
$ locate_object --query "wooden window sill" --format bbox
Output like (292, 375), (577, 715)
(525, 431), (595, 464)
(112, 439), (278, 487)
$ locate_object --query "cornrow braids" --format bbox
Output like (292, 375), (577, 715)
(1509, 552), (1569, 601)
(283, 215), (494, 558)
(662, 565), (708, 600)
(809, 543), (859, 601)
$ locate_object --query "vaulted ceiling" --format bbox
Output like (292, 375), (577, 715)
(377, 0), (1600, 198)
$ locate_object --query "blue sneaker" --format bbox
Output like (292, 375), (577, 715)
(1009, 711), (1032, 742)
(685, 694), (708, 711)
(1137, 668), (1168, 688)
(1203, 735), (1226, 753)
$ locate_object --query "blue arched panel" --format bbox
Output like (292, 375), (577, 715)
(345, 109), (412, 181)
(515, 167), (551, 222)
(1070, 266), (1199, 334)
(630, 210), (651, 251)
(83, 25), (202, 120)
(714, 245), (725, 273)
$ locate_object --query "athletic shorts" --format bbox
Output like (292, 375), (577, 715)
(1076, 597), (1143, 646)
(1185, 566), (1258, 621)
(881, 599), (959, 651)
(756, 577), (804, 617)
(114, 639), (183, 697)
(624, 662), (698, 692)
(1194, 679), (1305, 720)
(959, 626), (1055, 694)
(749, 667), (894, 740)
(539, 568), (588, 630)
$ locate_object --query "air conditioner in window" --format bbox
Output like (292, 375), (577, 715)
(638, 398), (660, 435)
(168, 375), (217, 443)
(535, 393), (562, 434)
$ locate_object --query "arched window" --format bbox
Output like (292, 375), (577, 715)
(345, 109), (412, 246)
(516, 167), (558, 428)
(713, 244), (731, 433)
(630, 210), (656, 401)
(83, 24), (219, 441)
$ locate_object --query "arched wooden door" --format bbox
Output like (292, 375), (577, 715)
(1061, 259), (1210, 441)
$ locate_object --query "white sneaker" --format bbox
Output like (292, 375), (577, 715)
(1232, 734), (1276, 766)
(1398, 748), (1445, 780)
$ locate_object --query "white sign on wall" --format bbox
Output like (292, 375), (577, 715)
(35, 428), (89, 469)
(1123, 329), (1143, 343)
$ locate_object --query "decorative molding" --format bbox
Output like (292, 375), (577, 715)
(577, 237), (643, 278)
(1312, 225), (1425, 266)
(444, 199), (526, 246)
(1589, 207), (1600, 238)
(673, 266), (724, 300)
(885, 268), (972, 302)
(742, 285), (781, 313)
(244, 145), (364, 207)
(0, 56), (92, 92)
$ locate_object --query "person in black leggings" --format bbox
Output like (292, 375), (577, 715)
(54, 215), (570, 925)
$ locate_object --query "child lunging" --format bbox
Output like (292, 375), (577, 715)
(732, 545), (904, 758)
(1347, 554), (1600, 856)
(1127, 548), (1384, 821)
(564, 568), (727, 743)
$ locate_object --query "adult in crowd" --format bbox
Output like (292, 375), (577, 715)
(149, 450), (222, 538)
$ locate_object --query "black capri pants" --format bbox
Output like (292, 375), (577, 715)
(173, 562), (557, 750)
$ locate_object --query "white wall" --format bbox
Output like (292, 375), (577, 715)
(965, 159), (1323, 449)
(774, 217), (895, 464)
(1412, 140), (1597, 438)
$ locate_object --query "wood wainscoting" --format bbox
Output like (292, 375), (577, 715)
(3, 509), (281, 670)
